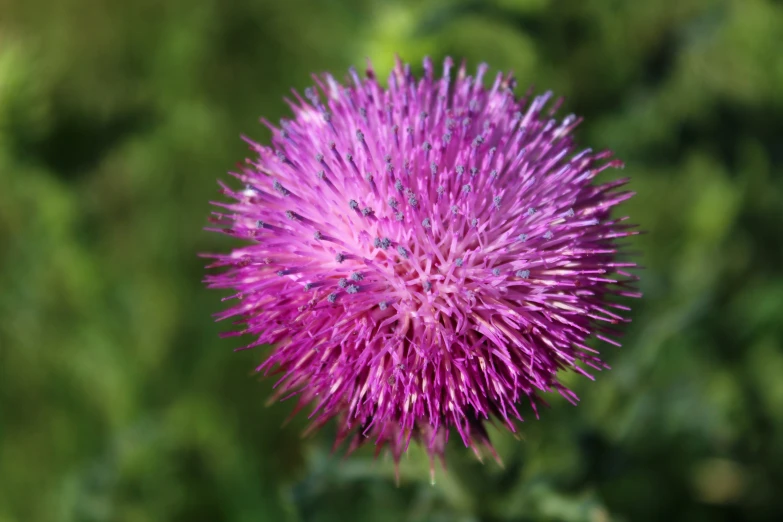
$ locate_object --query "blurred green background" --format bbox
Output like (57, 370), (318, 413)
(2, 0), (782, 520)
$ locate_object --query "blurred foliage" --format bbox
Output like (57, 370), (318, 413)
(1, 0), (782, 521)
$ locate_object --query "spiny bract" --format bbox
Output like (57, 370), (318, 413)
(204, 56), (640, 475)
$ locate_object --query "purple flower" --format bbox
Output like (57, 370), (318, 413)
(203, 57), (640, 476)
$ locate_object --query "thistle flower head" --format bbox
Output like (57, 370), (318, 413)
(203, 56), (640, 477)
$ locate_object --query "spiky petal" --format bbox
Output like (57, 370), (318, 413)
(203, 56), (640, 472)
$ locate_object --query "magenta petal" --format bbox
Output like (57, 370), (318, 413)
(203, 57), (640, 470)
